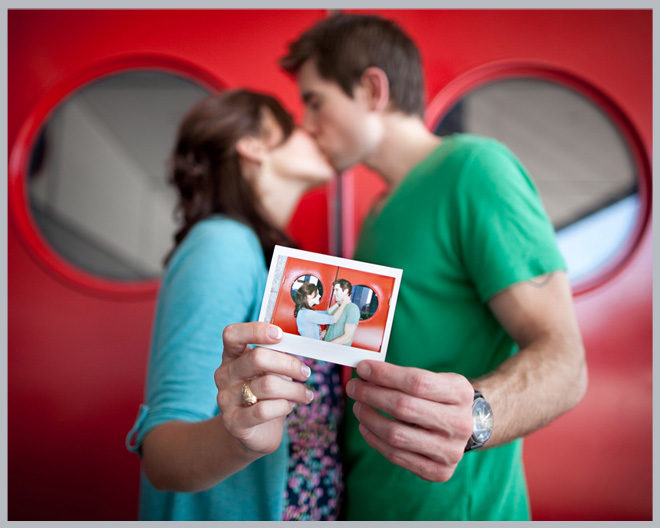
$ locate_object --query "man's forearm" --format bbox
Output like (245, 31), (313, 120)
(471, 334), (587, 448)
(472, 271), (588, 448)
(330, 333), (353, 345)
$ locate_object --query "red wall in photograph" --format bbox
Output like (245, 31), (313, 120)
(271, 257), (339, 336)
(270, 257), (395, 353)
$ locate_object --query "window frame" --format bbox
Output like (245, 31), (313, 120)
(425, 61), (651, 295)
(8, 54), (224, 299)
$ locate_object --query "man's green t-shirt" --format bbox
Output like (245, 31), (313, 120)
(323, 302), (360, 344)
(343, 134), (566, 520)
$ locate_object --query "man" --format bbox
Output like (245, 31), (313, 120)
(323, 279), (360, 346)
(274, 13), (588, 521)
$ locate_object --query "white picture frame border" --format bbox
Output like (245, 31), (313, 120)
(257, 245), (403, 368)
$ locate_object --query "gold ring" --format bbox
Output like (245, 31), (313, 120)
(241, 381), (258, 407)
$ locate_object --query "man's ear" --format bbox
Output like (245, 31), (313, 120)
(236, 135), (267, 163)
(360, 67), (390, 112)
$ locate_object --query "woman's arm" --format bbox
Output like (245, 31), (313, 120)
(138, 225), (313, 493)
(141, 324), (313, 492)
(142, 415), (257, 492)
(331, 300), (347, 323)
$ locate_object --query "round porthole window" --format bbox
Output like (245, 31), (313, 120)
(26, 70), (210, 282)
(291, 274), (325, 301)
(351, 285), (379, 321)
(433, 76), (646, 291)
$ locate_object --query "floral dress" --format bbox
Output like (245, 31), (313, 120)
(282, 357), (344, 520)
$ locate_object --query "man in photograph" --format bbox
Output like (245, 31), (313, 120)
(323, 279), (360, 346)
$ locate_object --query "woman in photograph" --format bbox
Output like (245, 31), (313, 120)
(294, 282), (347, 339)
(126, 89), (343, 521)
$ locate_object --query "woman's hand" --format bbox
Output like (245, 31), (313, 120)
(215, 322), (314, 456)
(332, 299), (347, 322)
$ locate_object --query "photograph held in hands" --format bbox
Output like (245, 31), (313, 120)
(258, 245), (403, 367)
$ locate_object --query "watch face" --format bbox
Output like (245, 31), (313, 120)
(472, 397), (494, 444)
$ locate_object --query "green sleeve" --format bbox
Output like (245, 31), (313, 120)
(345, 303), (361, 325)
(455, 141), (566, 302)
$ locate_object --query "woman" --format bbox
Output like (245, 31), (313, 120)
(294, 282), (346, 340)
(125, 90), (343, 520)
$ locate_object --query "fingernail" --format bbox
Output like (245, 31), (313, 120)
(357, 362), (371, 378)
(301, 364), (311, 379)
(353, 401), (361, 417)
(290, 401), (296, 409)
(267, 326), (283, 340)
(306, 389), (314, 402)
(345, 379), (355, 398)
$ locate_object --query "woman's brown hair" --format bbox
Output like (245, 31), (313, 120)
(293, 282), (319, 318)
(165, 89), (295, 264)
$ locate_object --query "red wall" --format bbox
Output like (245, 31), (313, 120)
(8, 9), (652, 521)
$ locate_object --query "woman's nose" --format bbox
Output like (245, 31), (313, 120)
(302, 112), (317, 136)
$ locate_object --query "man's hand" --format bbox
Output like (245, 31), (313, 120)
(346, 361), (474, 482)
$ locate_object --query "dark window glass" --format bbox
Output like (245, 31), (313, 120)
(27, 71), (210, 280)
(291, 274), (324, 301)
(434, 78), (639, 286)
(351, 285), (379, 321)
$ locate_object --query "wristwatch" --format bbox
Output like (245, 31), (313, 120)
(465, 390), (493, 452)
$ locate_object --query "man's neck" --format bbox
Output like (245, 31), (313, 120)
(362, 112), (442, 189)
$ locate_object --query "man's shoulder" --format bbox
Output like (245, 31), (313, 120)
(446, 133), (518, 167)
(346, 302), (361, 318)
(411, 133), (523, 193)
(442, 132), (501, 149)
(406, 133), (504, 185)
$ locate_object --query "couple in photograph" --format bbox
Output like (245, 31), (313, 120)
(294, 278), (359, 346)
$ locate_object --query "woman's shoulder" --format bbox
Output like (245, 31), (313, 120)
(190, 215), (258, 243)
(167, 215), (264, 275)
(182, 216), (260, 254)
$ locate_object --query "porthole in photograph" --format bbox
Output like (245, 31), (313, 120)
(351, 285), (379, 321)
(291, 274), (325, 301)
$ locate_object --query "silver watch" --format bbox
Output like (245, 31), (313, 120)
(465, 390), (493, 452)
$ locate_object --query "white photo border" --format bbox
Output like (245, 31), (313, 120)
(257, 245), (403, 368)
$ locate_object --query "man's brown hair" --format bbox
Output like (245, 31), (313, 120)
(333, 278), (353, 296)
(280, 13), (425, 118)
